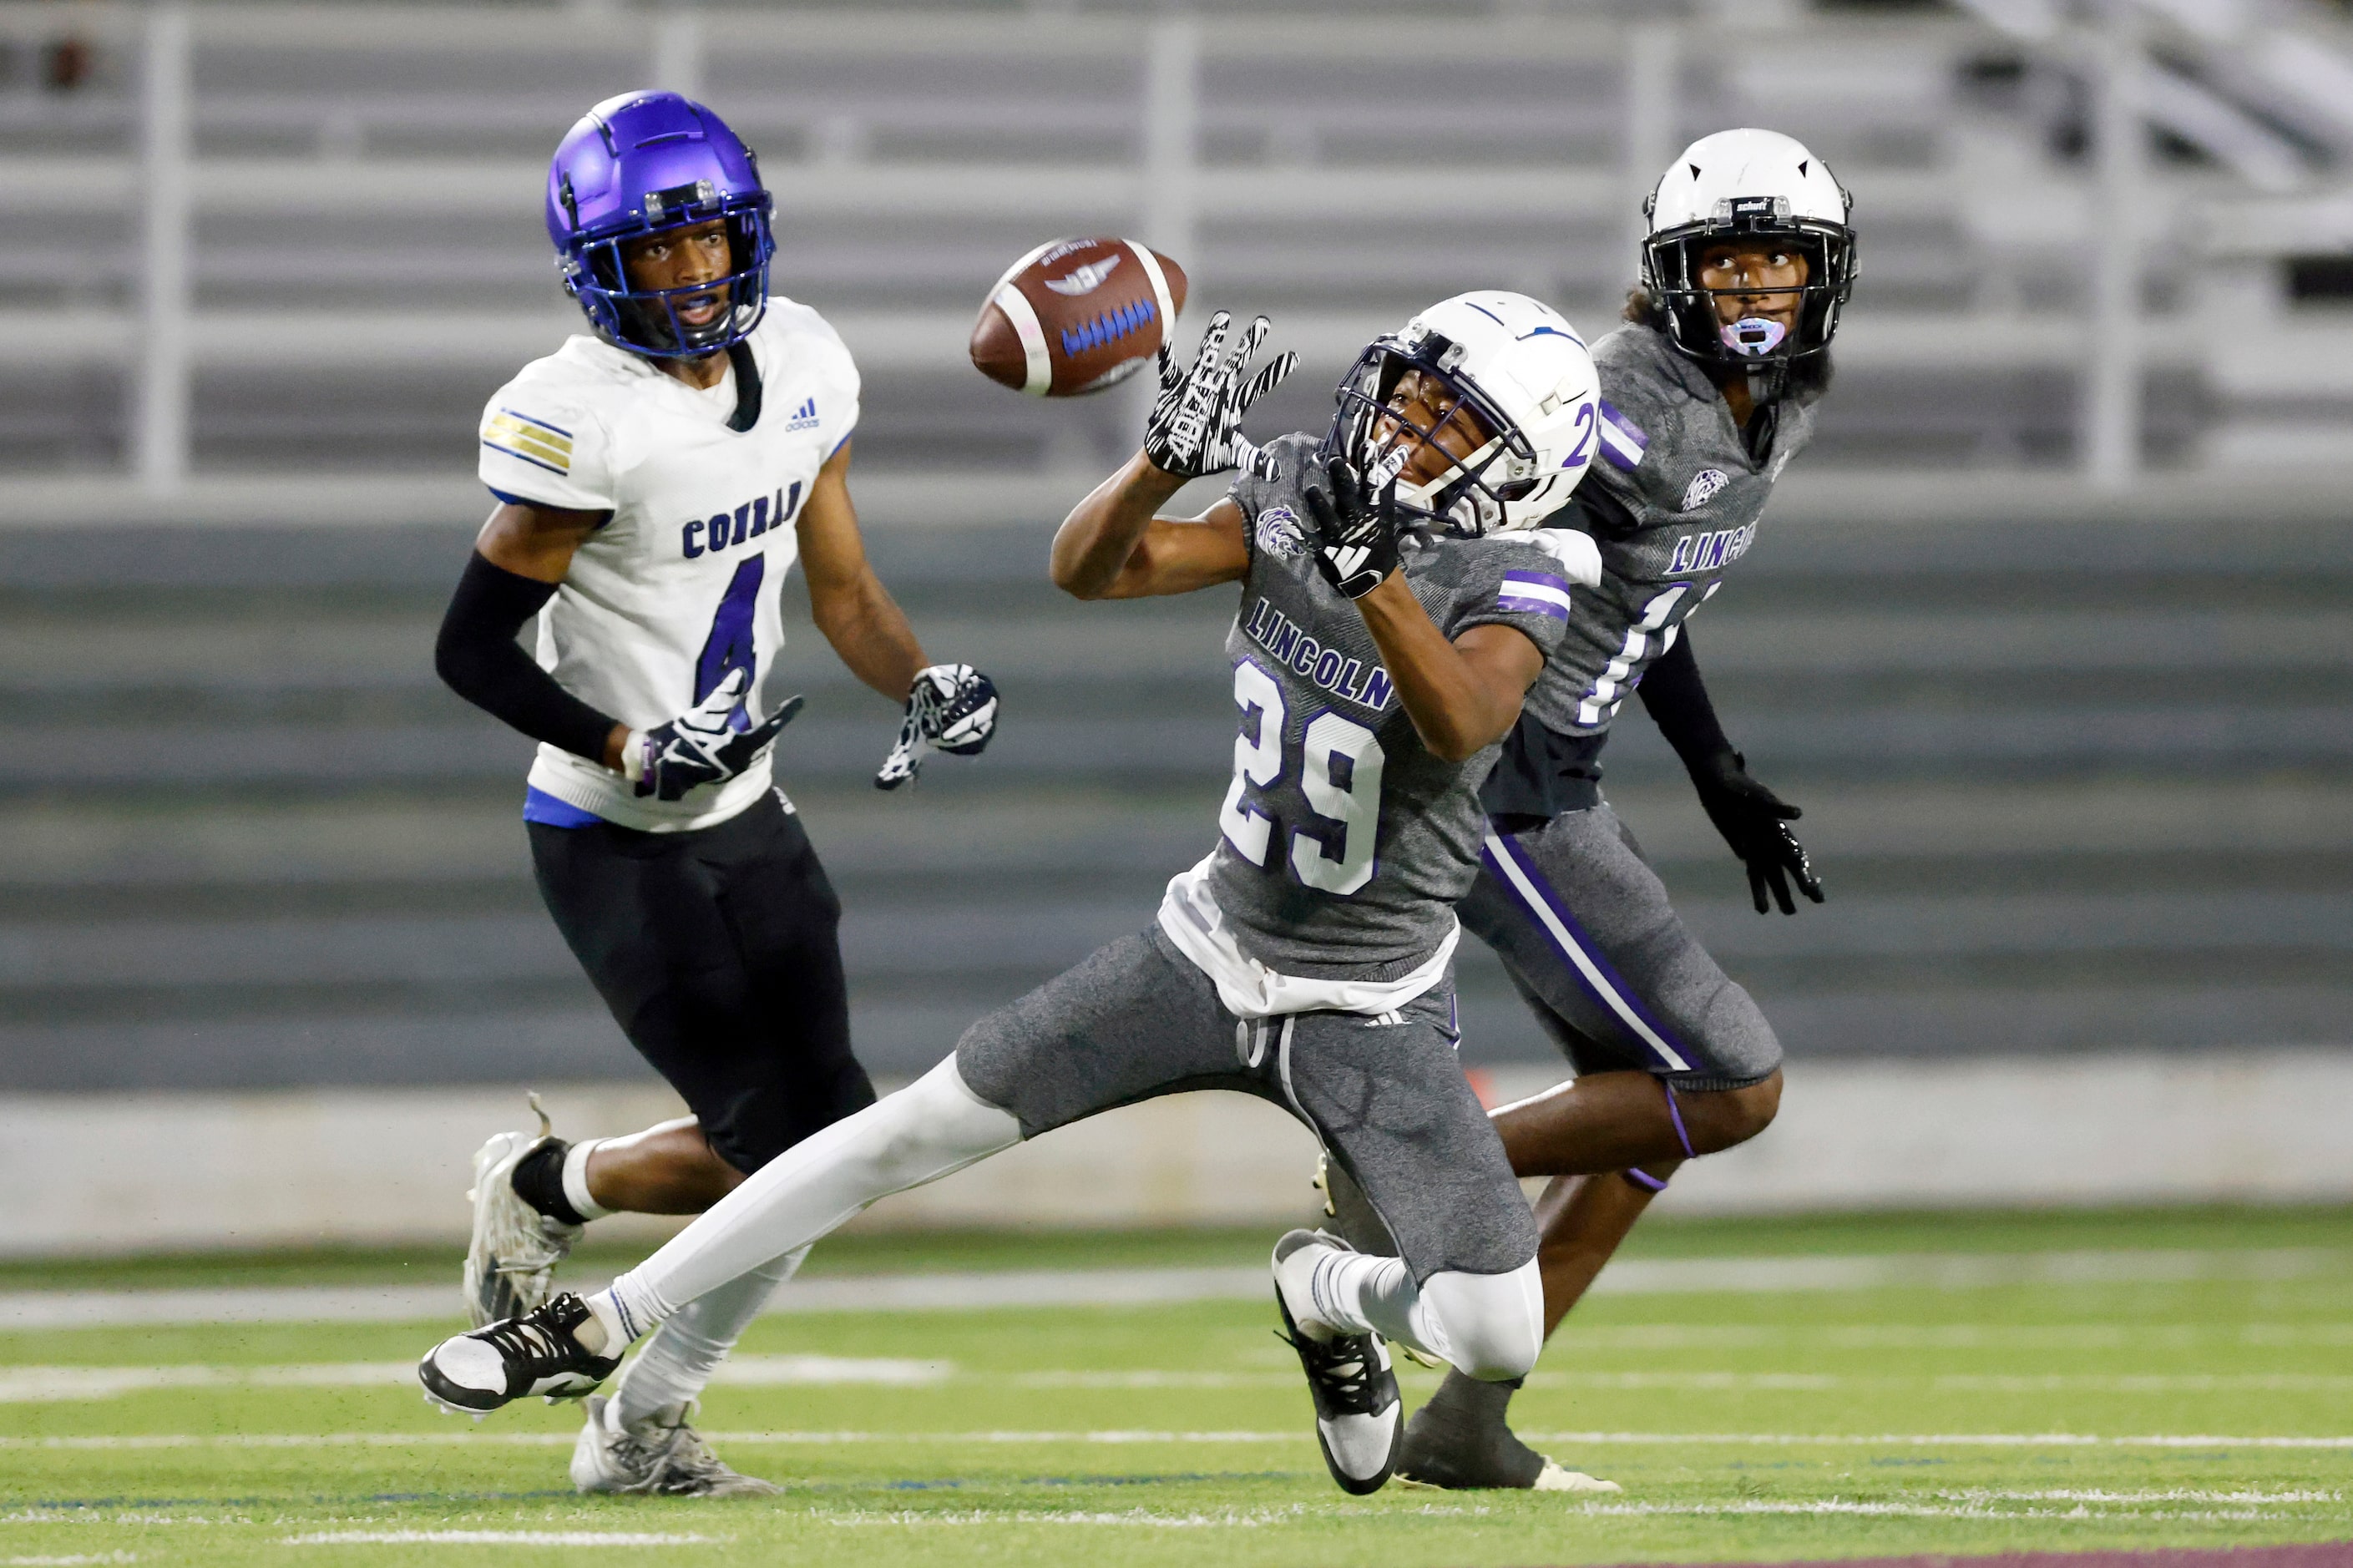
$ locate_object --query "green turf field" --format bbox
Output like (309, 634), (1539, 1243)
(3, 1207), (2349, 1567)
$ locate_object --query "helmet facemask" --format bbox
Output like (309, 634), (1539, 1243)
(1321, 336), (1546, 540)
(561, 182), (776, 359)
(1641, 194), (1855, 377)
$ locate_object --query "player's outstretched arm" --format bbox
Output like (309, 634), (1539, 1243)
(1050, 453), (1249, 600)
(797, 440), (929, 701)
(438, 500), (630, 772)
(1051, 311), (1293, 600)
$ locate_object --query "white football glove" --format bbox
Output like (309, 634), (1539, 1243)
(1142, 311), (1298, 482)
(875, 663), (999, 791)
(625, 669), (802, 802)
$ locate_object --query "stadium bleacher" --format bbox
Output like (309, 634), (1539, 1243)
(0, 0), (2347, 1110)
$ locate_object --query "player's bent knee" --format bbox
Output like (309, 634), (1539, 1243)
(1686, 1070), (1783, 1156)
(1420, 1262), (1544, 1383)
(1722, 1070), (1783, 1146)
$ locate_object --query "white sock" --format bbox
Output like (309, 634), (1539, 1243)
(1288, 1246), (1544, 1381)
(605, 1055), (1020, 1339)
(1297, 1245), (1420, 1348)
(610, 1248), (807, 1429)
(562, 1139), (613, 1222)
(579, 1286), (630, 1355)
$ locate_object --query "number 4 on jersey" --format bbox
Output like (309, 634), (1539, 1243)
(1218, 660), (1385, 896)
(693, 556), (764, 730)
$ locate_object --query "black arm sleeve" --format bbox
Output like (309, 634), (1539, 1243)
(434, 551), (619, 764)
(1637, 628), (1735, 773)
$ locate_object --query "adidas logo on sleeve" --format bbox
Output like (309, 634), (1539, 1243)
(783, 397), (822, 432)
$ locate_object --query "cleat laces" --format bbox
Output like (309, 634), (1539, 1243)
(649, 1427), (731, 1495)
(1278, 1326), (1386, 1417)
(479, 1294), (605, 1396)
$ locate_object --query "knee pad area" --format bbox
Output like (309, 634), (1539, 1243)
(858, 1057), (1020, 1188)
(1419, 1262), (1544, 1383)
(1690, 1074), (1783, 1153)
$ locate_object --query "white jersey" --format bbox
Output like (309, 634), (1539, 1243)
(477, 300), (859, 832)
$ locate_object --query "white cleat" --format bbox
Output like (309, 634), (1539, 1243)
(417, 1292), (619, 1414)
(571, 1393), (782, 1498)
(462, 1096), (581, 1328)
(1272, 1228), (1402, 1495)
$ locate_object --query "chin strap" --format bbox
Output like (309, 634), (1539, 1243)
(724, 340), (762, 432)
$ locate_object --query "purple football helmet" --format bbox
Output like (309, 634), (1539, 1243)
(545, 90), (775, 358)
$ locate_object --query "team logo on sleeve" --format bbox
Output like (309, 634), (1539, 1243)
(1680, 468), (1730, 512)
(480, 408), (573, 476)
(1254, 504), (1308, 559)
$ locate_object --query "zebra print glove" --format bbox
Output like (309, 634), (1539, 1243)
(1142, 311), (1297, 481)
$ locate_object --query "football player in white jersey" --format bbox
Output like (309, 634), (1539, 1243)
(432, 89), (997, 1496)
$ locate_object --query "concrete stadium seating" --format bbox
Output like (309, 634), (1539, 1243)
(0, 510), (2344, 1091)
(0, 2), (2347, 1099)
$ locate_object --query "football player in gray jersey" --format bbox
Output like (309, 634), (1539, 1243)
(1321, 129), (1860, 1490)
(416, 293), (1623, 1498)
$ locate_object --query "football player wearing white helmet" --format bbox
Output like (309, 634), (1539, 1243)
(1322, 129), (1855, 1492)
(418, 296), (1624, 1499)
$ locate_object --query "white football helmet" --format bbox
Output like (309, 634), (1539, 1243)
(1641, 128), (1856, 368)
(1323, 291), (1602, 538)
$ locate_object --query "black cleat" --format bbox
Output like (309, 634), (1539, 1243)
(1394, 1368), (1620, 1493)
(1271, 1228), (1402, 1495)
(417, 1292), (620, 1416)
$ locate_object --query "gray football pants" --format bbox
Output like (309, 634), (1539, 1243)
(1460, 803), (1782, 1093)
(609, 926), (1542, 1375)
(957, 926), (1538, 1282)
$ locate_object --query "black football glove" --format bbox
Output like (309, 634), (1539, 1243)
(1142, 311), (1297, 481)
(1301, 454), (1403, 599)
(1688, 749), (1824, 915)
(628, 670), (802, 802)
(875, 662), (999, 790)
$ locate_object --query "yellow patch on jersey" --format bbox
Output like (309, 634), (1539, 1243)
(481, 408), (574, 476)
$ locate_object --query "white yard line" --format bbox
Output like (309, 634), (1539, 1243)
(822, 1495), (2345, 1527)
(3, 1247), (2344, 1328)
(1569, 1500), (2300, 1522)
(1558, 1322), (2353, 1349)
(8, 1429), (2350, 1451)
(284, 1532), (713, 1547)
(1936, 1488), (2340, 1503)
(8, 1358), (2350, 1404)
(0, 1354), (950, 1403)
(826, 1509), (1288, 1529)
(1522, 1430), (2353, 1449)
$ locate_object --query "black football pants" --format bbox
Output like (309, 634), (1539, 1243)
(528, 792), (876, 1175)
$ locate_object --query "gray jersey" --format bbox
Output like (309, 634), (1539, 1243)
(1209, 434), (1576, 980)
(1524, 322), (1817, 740)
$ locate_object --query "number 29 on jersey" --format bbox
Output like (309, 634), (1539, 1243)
(1219, 658), (1385, 897)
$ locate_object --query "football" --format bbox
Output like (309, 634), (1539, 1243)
(969, 236), (1187, 397)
